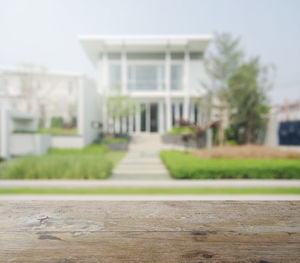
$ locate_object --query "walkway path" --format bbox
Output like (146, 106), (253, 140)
(110, 134), (172, 180)
(109, 152), (171, 180)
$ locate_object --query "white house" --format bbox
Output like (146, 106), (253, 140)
(0, 66), (93, 128)
(80, 35), (212, 134)
(0, 66), (100, 159)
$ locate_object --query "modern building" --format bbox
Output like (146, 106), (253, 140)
(80, 35), (212, 134)
(265, 100), (300, 146)
(0, 66), (94, 128)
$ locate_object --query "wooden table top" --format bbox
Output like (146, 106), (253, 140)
(0, 201), (299, 262)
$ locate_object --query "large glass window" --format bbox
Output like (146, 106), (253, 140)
(171, 64), (183, 91)
(140, 103), (146, 131)
(109, 64), (121, 90)
(127, 65), (165, 91)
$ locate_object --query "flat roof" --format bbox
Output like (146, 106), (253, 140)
(79, 35), (212, 66)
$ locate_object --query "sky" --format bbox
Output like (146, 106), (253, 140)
(0, 0), (299, 104)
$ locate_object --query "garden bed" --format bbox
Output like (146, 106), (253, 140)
(160, 150), (300, 179)
(0, 145), (125, 180)
(95, 137), (129, 151)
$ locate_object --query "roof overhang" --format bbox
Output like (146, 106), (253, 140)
(79, 35), (212, 66)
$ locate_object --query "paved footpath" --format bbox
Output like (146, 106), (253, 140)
(109, 152), (171, 180)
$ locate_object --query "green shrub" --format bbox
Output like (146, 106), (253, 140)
(50, 116), (64, 128)
(160, 150), (300, 179)
(38, 128), (77, 135)
(48, 145), (109, 155)
(13, 130), (36, 134)
(0, 155), (111, 179)
(101, 137), (128, 144)
(226, 140), (238, 146)
(0, 145), (124, 180)
(166, 126), (195, 135)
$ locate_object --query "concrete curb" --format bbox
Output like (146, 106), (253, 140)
(0, 179), (300, 189)
(0, 194), (299, 200)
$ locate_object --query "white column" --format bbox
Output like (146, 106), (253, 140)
(121, 48), (127, 95)
(78, 77), (85, 136)
(206, 129), (212, 148)
(115, 118), (120, 134)
(101, 51), (108, 133)
(122, 116), (127, 133)
(190, 102), (195, 123)
(183, 47), (190, 120)
(165, 49), (172, 131)
(175, 102), (180, 125)
(129, 107), (134, 134)
(159, 101), (164, 134)
(146, 103), (150, 132)
(0, 109), (10, 159)
(135, 103), (140, 133)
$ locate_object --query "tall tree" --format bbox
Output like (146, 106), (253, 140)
(227, 58), (273, 143)
(204, 32), (244, 145)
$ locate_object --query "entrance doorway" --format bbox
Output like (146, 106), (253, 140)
(150, 103), (158, 132)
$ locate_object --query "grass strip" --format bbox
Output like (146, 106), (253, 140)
(160, 150), (300, 179)
(0, 188), (299, 195)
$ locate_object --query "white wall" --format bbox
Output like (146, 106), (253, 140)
(10, 134), (51, 156)
(78, 78), (101, 145)
(0, 109), (37, 159)
(51, 136), (85, 149)
(189, 60), (208, 93)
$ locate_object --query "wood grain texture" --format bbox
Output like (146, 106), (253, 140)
(0, 201), (299, 262)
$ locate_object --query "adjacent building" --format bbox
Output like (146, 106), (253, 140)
(266, 100), (300, 147)
(0, 66), (90, 128)
(80, 35), (212, 134)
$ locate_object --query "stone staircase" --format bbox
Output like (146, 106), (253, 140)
(128, 133), (164, 153)
(110, 134), (171, 180)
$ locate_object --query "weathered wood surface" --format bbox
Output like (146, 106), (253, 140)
(0, 201), (299, 262)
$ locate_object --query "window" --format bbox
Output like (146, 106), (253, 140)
(127, 65), (165, 91)
(140, 103), (146, 131)
(171, 64), (183, 90)
(108, 52), (121, 60)
(190, 52), (203, 60)
(171, 52), (184, 60)
(109, 64), (121, 90)
(127, 53), (165, 60)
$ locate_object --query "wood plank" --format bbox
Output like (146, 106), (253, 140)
(0, 201), (299, 262)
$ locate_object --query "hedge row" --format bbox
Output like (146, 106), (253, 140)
(160, 150), (300, 179)
(0, 145), (124, 180)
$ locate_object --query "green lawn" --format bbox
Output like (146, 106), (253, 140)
(37, 128), (77, 135)
(0, 188), (299, 195)
(0, 145), (125, 180)
(160, 150), (300, 179)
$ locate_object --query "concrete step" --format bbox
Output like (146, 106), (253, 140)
(113, 169), (168, 175)
(120, 162), (162, 166)
(110, 174), (171, 180)
(116, 165), (166, 170)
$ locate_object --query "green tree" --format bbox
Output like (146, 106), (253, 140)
(204, 32), (244, 145)
(106, 88), (138, 135)
(227, 58), (272, 144)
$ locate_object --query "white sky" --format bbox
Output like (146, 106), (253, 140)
(0, 0), (299, 104)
